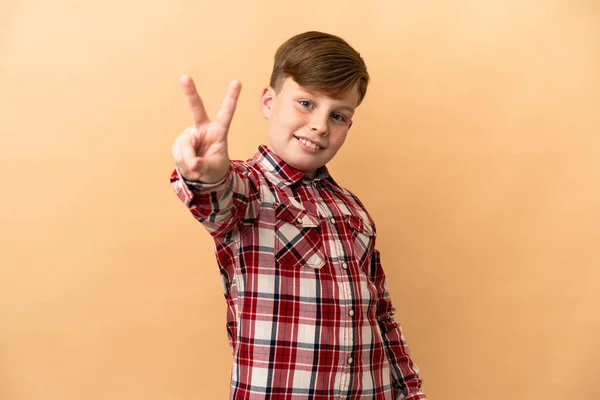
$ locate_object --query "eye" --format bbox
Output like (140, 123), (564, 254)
(299, 100), (313, 109)
(331, 113), (347, 122)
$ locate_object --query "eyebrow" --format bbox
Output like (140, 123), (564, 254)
(336, 105), (355, 114)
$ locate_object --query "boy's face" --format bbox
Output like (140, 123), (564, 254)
(260, 77), (359, 179)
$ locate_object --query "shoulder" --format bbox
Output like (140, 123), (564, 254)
(228, 158), (277, 200)
(328, 179), (377, 230)
(229, 157), (263, 178)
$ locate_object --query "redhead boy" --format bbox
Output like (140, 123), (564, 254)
(171, 31), (426, 400)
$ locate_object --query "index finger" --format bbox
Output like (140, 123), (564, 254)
(180, 75), (207, 126)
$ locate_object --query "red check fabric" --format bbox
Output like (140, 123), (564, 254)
(170, 145), (426, 400)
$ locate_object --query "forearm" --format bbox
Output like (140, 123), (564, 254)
(378, 317), (426, 399)
(372, 249), (427, 399)
(170, 161), (259, 237)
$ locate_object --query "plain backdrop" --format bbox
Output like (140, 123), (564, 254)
(1, 0), (599, 399)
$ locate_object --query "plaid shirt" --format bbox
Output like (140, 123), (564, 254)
(171, 145), (426, 400)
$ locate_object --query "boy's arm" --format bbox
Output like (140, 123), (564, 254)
(170, 75), (259, 236)
(371, 249), (427, 400)
(170, 162), (260, 237)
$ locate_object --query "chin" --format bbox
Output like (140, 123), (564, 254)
(290, 158), (326, 173)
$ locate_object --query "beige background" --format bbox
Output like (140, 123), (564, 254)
(1, 0), (599, 399)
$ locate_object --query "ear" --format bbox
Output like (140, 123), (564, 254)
(260, 86), (275, 119)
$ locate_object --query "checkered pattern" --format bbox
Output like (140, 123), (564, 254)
(171, 145), (426, 400)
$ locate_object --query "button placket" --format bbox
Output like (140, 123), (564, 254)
(321, 197), (355, 393)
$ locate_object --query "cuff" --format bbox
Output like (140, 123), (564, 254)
(172, 165), (231, 204)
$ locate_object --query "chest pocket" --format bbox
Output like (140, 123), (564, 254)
(345, 214), (377, 270)
(274, 203), (325, 269)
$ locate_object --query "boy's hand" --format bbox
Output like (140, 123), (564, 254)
(172, 75), (242, 183)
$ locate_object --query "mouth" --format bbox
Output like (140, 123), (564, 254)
(294, 136), (324, 150)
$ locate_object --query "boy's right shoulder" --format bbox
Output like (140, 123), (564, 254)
(229, 156), (285, 206)
(230, 156), (262, 179)
(228, 156), (273, 195)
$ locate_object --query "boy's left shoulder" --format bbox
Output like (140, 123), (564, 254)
(326, 177), (377, 231)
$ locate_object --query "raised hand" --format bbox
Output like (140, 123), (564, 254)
(172, 75), (242, 183)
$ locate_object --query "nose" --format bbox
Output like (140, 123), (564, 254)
(309, 112), (328, 135)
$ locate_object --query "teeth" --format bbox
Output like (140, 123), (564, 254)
(296, 137), (321, 150)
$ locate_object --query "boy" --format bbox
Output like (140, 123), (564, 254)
(170, 31), (426, 400)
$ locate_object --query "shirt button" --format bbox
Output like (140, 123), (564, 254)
(347, 357), (353, 365)
(296, 217), (303, 225)
(330, 217), (336, 224)
(348, 309), (355, 317)
(341, 262), (348, 270)
(312, 181), (318, 188)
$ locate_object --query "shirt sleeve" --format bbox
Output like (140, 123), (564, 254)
(371, 249), (427, 400)
(169, 162), (261, 238)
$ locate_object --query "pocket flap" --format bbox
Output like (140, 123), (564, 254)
(346, 214), (376, 237)
(274, 203), (320, 228)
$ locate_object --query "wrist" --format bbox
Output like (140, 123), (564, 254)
(179, 164), (230, 185)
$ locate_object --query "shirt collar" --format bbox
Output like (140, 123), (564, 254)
(254, 145), (332, 186)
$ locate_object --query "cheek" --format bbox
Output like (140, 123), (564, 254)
(329, 128), (349, 148)
(288, 106), (309, 125)
(270, 110), (292, 132)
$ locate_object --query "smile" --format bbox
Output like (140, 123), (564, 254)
(294, 136), (323, 150)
